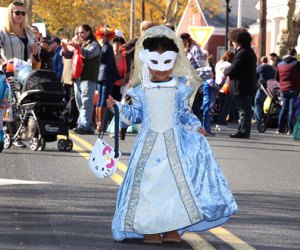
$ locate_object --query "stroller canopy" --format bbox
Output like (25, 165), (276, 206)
(22, 70), (64, 93)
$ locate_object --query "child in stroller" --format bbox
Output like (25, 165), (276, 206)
(3, 69), (73, 151)
(257, 79), (283, 132)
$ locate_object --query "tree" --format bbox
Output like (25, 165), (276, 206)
(258, 0), (266, 60)
(0, 0), (222, 40)
(276, 0), (300, 57)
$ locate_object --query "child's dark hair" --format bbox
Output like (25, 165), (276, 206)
(142, 36), (179, 53)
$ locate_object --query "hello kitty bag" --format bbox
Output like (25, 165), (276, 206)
(89, 105), (121, 178)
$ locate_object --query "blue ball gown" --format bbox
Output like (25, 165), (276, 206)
(112, 77), (238, 241)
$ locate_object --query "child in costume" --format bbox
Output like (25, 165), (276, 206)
(0, 71), (9, 152)
(107, 26), (238, 244)
(197, 66), (215, 135)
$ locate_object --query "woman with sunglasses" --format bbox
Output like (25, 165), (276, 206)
(0, 1), (39, 64)
(0, 1), (40, 148)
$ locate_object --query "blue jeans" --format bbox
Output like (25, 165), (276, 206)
(97, 81), (114, 107)
(235, 95), (252, 136)
(202, 83), (214, 132)
(278, 90), (299, 132)
(74, 79), (97, 131)
(0, 109), (3, 142)
(254, 89), (267, 122)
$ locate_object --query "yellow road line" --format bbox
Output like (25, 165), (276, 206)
(181, 232), (216, 250)
(72, 143), (90, 159)
(117, 161), (127, 173)
(210, 227), (256, 250)
(69, 132), (128, 174)
(69, 132), (94, 149)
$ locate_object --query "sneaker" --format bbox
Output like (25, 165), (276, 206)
(215, 125), (229, 131)
(12, 140), (26, 148)
(287, 131), (293, 135)
(219, 125), (229, 131)
(86, 129), (95, 135)
(73, 127), (88, 135)
(275, 130), (284, 135)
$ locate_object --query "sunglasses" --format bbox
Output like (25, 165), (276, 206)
(12, 1), (24, 6)
(13, 11), (26, 16)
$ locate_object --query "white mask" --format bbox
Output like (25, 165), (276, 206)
(139, 49), (177, 71)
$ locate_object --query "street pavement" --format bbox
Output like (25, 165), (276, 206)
(0, 123), (299, 250)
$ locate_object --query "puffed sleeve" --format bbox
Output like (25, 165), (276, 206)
(115, 85), (143, 125)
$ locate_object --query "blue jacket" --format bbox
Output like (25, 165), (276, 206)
(256, 63), (276, 86)
(0, 73), (8, 105)
(52, 46), (63, 81)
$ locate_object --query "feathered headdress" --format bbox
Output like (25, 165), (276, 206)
(95, 25), (116, 41)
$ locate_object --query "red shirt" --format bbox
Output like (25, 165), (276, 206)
(115, 55), (127, 86)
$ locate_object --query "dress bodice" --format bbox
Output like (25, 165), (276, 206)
(143, 79), (177, 133)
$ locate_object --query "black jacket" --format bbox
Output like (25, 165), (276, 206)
(98, 43), (120, 82)
(224, 46), (257, 96)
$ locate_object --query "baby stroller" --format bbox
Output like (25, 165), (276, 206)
(3, 69), (73, 151)
(257, 79), (283, 133)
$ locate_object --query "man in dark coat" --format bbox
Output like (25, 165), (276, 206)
(224, 28), (257, 138)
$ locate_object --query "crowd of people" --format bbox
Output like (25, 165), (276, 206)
(1, 1), (299, 144)
(1, 0), (300, 246)
(0, 3), (299, 154)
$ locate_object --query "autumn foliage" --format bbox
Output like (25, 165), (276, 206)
(0, 0), (222, 39)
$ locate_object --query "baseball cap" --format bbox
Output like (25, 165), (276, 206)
(50, 36), (61, 45)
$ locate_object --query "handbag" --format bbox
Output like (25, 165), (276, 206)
(72, 45), (83, 79)
(89, 105), (121, 178)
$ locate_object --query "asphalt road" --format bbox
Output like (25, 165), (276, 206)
(0, 124), (299, 250)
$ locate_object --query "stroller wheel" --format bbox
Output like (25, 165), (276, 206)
(4, 134), (12, 149)
(30, 138), (40, 151)
(257, 121), (267, 133)
(38, 138), (46, 151)
(0, 142), (4, 152)
(57, 139), (66, 151)
(65, 139), (73, 152)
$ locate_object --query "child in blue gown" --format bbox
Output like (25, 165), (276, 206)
(107, 25), (238, 244)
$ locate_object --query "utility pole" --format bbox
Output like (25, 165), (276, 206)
(130, 0), (136, 39)
(225, 0), (231, 50)
(141, 0), (145, 21)
(258, 0), (267, 60)
(237, 0), (242, 28)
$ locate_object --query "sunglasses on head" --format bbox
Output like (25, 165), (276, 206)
(12, 1), (24, 6)
(13, 10), (26, 16)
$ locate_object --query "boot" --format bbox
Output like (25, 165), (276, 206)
(119, 127), (127, 140)
(96, 107), (106, 132)
(92, 106), (96, 129)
